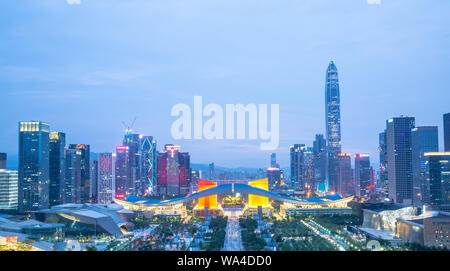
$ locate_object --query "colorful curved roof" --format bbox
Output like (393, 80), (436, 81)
(122, 183), (348, 206)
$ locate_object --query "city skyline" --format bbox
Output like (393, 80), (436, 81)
(1, 1), (450, 169)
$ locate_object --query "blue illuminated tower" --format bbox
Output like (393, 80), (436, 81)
(325, 61), (342, 192)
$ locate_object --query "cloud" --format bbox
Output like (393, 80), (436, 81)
(66, 0), (81, 5)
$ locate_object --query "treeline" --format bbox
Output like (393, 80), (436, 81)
(201, 216), (228, 251)
(239, 217), (266, 251)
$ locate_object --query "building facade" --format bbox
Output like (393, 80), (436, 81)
(0, 153), (6, 170)
(139, 136), (157, 195)
(411, 127), (439, 207)
(386, 117), (415, 204)
(313, 134), (327, 192)
(49, 132), (65, 207)
(18, 121), (50, 212)
(379, 130), (388, 198)
(64, 148), (82, 203)
(290, 144), (305, 192)
(115, 146), (131, 198)
(337, 153), (353, 196)
(355, 154), (371, 199)
(123, 134), (141, 195)
(444, 113), (450, 152)
(98, 153), (114, 204)
(157, 144), (191, 196)
(68, 144), (90, 203)
(325, 61), (342, 193)
(425, 152), (450, 211)
(0, 170), (18, 211)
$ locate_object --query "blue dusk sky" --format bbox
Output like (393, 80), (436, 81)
(1, 0), (449, 169)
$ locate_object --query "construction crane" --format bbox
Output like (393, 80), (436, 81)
(122, 117), (136, 135)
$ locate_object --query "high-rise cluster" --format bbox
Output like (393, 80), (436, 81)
(10, 120), (193, 213)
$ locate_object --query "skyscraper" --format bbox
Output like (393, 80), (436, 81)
(0, 153), (6, 170)
(90, 157), (98, 203)
(354, 154), (371, 199)
(0, 170), (18, 211)
(209, 162), (215, 181)
(325, 61), (342, 192)
(386, 117), (415, 204)
(123, 134), (141, 195)
(18, 121), (50, 212)
(303, 146), (315, 193)
(411, 126), (439, 207)
(139, 136), (157, 195)
(115, 146), (131, 198)
(425, 152), (450, 211)
(68, 144), (90, 203)
(64, 148), (82, 203)
(290, 144), (305, 192)
(49, 132), (65, 207)
(379, 130), (388, 197)
(157, 144), (191, 196)
(270, 153), (277, 167)
(190, 169), (201, 193)
(336, 153), (352, 196)
(98, 153), (114, 203)
(444, 113), (450, 152)
(313, 134), (327, 192)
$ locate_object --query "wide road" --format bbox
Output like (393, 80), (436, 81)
(222, 209), (244, 251)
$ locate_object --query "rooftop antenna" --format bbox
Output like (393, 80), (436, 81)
(122, 117), (136, 135)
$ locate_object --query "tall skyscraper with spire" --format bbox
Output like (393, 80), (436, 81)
(325, 61), (342, 192)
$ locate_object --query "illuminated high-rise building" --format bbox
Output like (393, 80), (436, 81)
(379, 130), (388, 197)
(209, 162), (215, 180)
(190, 169), (201, 193)
(157, 144), (190, 196)
(68, 144), (90, 203)
(303, 146), (315, 193)
(313, 134), (327, 192)
(354, 154), (371, 199)
(115, 146), (131, 198)
(139, 135), (157, 195)
(411, 126), (438, 207)
(444, 113), (450, 152)
(90, 156), (99, 203)
(386, 117), (415, 204)
(0, 153), (6, 170)
(325, 61), (342, 192)
(270, 153), (277, 167)
(337, 153), (352, 196)
(98, 153), (114, 203)
(0, 170), (18, 211)
(64, 148), (82, 203)
(18, 121), (50, 212)
(49, 132), (65, 206)
(123, 134), (140, 195)
(425, 152), (450, 211)
(290, 144), (305, 191)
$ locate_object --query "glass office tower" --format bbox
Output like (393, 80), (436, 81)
(386, 117), (415, 204)
(68, 144), (90, 203)
(354, 154), (371, 199)
(425, 152), (450, 211)
(411, 126), (438, 207)
(18, 121), (50, 212)
(0, 170), (18, 210)
(49, 132), (66, 206)
(325, 61), (342, 192)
